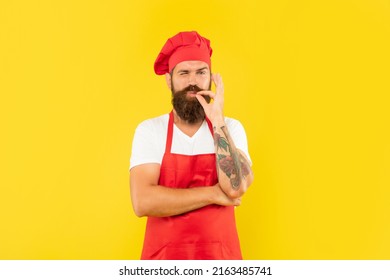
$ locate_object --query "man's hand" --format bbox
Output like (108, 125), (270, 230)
(212, 183), (241, 206)
(196, 73), (225, 123)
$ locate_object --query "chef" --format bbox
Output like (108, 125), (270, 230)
(129, 31), (254, 259)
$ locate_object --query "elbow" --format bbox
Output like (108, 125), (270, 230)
(133, 207), (144, 218)
(226, 186), (247, 199)
(132, 202), (147, 218)
(226, 173), (254, 199)
(130, 181), (150, 217)
(131, 195), (148, 217)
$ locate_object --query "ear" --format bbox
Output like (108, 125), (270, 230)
(165, 73), (172, 90)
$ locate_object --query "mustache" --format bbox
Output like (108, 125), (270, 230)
(184, 85), (203, 92)
(174, 85), (211, 102)
(181, 85), (203, 93)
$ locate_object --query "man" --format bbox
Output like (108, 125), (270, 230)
(129, 31), (254, 260)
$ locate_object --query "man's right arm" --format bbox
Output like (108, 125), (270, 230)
(130, 163), (240, 218)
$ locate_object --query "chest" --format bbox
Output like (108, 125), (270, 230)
(169, 124), (215, 155)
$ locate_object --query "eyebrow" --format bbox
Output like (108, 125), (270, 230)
(177, 67), (209, 73)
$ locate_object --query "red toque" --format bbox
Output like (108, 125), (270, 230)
(154, 31), (213, 75)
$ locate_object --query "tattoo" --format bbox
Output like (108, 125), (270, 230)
(214, 125), (251, 190)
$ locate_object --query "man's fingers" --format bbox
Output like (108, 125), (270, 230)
(212, 73), (224, 95)
(212, 73), (222, 84)
(195, 94), (208, 108)
(212, 73), (220, 84)
(196, 90), (216, 99)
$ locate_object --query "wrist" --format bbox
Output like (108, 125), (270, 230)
(211, 116), (225, 128)
(208, 185), (220, 204)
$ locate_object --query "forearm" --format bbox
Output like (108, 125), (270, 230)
(213, 118), (253, 198)
(131, 184), (215, 218)
(130, 163), (240, 218)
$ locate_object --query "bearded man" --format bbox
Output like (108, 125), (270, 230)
(129, 31), (253, 260)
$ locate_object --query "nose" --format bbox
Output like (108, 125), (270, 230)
(188, 72), (197, 86)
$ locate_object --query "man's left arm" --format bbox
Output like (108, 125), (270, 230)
(213, 119), (253, 198)
(196, 74), (254, 199)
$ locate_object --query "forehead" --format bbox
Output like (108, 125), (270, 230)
(174, 60), (210, 72)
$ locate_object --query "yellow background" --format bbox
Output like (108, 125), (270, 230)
(1, 0), (389, 259)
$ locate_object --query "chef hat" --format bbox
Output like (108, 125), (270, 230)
(154, 31), (213, 75)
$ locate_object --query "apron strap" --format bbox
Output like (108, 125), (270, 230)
(205, 117), (214, 135)
(165, 111), (175, 154)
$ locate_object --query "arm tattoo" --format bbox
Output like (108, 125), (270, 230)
(214, 125), (251, 190)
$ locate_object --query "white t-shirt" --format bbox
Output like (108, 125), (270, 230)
(130, 114), (251, 169)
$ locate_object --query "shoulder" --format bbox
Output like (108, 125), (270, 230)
(224, 116), (245, 132)
(130, 114), (169, 169)
(132, 113), (169, 144)
(137, 114), (169, 129)
(135, 114), (169, 135)
(224, 116), (241, 126)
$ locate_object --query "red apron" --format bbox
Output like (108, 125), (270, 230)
(141, 111), (242, 260)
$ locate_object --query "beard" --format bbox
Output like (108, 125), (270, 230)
(171, 83), (211, 124)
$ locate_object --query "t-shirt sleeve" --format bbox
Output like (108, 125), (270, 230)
(226, 118), (252, 166)
(129, 120), (163, 169)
